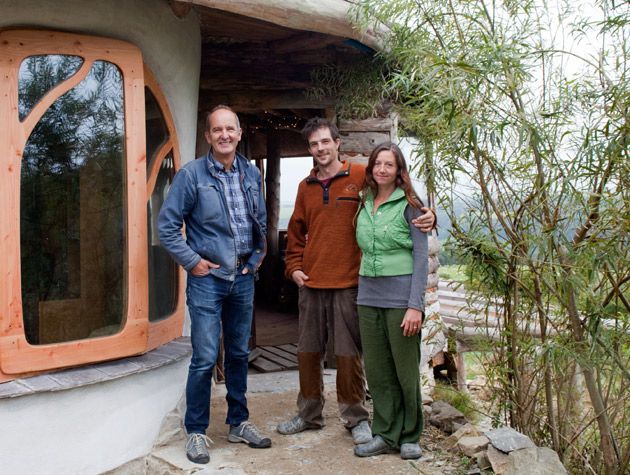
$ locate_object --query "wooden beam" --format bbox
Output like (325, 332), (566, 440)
(339, 131), (391, 155)
(199, 67), (313, 91)
(270, 32), (339, 54)
(265, 130), (281, 259)
(200, 43), (342, 67)
(339, 118), (395, 132)
(200, 90), (334, 112)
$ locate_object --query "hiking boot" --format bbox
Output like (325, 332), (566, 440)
(228, 421), (272, 448)
(351, 420), (372, 444)
(185, 433), (211, 464)
(354, 435), (393, 457)
(276, 415), (320, 435)
(400, 442), (422, 460)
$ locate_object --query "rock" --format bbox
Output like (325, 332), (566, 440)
(452, 421), (466, 433)
(441, 423), (482, 450)
(465, 467), (482, 475)
(476, 450), (491, 470)
(423, 405), (433, 416)
(429, 401), (468, 434)
(504, 447), (568, 475)
(422, 394), (434, 405)
(425, 289), (439, 305)
(487, 445), (511, 475)
(485, 426), (536, 453)
(428, 236), (440, 255)
(428, 255), (440, 274)
(457, 435), (490, 457)
(153, 395), (186, 447)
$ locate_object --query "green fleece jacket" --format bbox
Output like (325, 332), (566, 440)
(356, 187), (414, 277)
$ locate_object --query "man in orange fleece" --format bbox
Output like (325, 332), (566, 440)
(276, 117), (435, 445)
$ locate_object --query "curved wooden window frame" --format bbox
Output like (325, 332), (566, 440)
(144, 65), (185, 352)
(0, 30), (148, 377)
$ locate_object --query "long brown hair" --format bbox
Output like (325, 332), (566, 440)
(362, 141), (423, 209)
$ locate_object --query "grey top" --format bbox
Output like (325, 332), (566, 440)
(357, 205), (429, 310)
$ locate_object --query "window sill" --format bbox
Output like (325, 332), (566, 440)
(0, 336), (191, 399)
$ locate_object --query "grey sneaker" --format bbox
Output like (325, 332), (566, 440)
(276, 415), (320, 435)
(400, 442), (422, 459)
(185, 433), (211, 464)
(351, 420), (372, 444)
(354, 435), (394, 457)
(228, 421), (272, 448)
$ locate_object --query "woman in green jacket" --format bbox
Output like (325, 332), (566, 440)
(354, 142), (428, 460)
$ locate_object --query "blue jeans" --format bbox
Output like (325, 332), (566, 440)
(184, 271), (254, 434)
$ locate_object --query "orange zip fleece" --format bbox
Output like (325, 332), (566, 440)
(285, 161), (366, 289)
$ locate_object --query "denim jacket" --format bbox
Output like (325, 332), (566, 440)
(158, 151), (267, 281)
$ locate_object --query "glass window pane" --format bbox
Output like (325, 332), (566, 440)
(148, 155), (178, 321)
(18, 55), (84, 121)
(20, 58), (125, 345)
(145, 87), (169, 173)
(145, 85), (178, 322)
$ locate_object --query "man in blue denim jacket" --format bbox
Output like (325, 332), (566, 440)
(158, 105), (270, 465)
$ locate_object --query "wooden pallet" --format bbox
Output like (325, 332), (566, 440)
(250, 343), (298, 373)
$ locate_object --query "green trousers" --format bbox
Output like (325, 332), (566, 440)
(358, 305), (423, 448)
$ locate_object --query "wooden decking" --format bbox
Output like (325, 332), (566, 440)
(250, 344), (298, 373)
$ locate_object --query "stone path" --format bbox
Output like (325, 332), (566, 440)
(108, 370), (469, 475)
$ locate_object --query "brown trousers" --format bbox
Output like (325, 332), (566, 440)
(296, 287), (369, 428)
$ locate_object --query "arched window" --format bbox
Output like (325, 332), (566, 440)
(0, 30), (183, 381)
(144, 66), (185, 351)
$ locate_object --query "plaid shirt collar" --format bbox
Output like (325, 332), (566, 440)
(208, 152), (239, 175)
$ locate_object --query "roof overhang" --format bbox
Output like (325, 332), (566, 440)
(177, 0), (381, 49)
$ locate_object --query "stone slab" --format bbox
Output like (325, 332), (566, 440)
(0, 380), (33, 398)
(486, 426), (536, 453)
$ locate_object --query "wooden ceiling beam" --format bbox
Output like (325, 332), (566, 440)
(199, 67), (313, 91)
(269, 32), (340, 54)
(200, 90), (334, 112)
(201, 43), (343, 66)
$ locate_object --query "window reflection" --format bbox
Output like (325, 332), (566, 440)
(18, 55), (84, 121)
(145, 87), (169, 173)
(20, 57), (125, 344)
(145, 86), (178, 322)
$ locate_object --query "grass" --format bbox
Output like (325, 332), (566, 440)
(432, 381), (479, 423)
(463, 352), (486, 379)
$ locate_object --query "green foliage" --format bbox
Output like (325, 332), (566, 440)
(306, 58), (389, 120)
(352, 1), (630, 473)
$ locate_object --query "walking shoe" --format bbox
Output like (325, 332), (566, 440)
(228, 421), (272, 448)
(351, 420), (372, 444)
(400, 442), (423, 460)
(354, 435), (394, 457)
(185, 433), (211, 464)
(276, 415), (320, 435)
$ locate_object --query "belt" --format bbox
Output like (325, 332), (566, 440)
(236, 254), (251, 267)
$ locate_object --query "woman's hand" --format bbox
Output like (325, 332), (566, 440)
(401, 308), (424, 337)
(411, 207), (436, 232)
